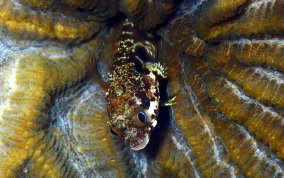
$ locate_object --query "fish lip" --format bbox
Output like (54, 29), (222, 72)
(130, 134), (150, 151)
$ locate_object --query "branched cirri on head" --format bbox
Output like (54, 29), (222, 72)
(106, 19), (167, 150)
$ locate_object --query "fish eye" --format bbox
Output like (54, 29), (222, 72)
(137, 112), (147, 122)
(110, 128), (118, 135)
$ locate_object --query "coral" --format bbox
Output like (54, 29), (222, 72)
(0, 36), (101, 177)
(0, 0), (283, 177)
(0, 0), (99, 44)
(19, 0), (55, 9)
(153, 130), (197, 177)
(119, 0), (180, 29)
(55, 81), (129, 177)
(202, 0), (284, 41)
(214, 65), (284, 108)
(213, 117), (282, 177)
(207, 40), (284, 72)
(159, 17), (205, 57)
(61, 0), (118, 21)
(207, 75), (284, 159)
(158, 42), (235, 177)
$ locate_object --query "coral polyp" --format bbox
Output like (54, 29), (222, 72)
(0, 0), (283, 177)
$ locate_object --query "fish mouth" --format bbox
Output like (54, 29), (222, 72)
(130, 134), (150, 151)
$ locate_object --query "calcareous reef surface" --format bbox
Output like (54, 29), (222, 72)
(0, 0), (283, 177)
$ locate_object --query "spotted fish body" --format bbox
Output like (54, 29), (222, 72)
(106, 19), (166, 150)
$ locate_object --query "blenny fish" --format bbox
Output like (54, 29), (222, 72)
(106, 19), (167, 150)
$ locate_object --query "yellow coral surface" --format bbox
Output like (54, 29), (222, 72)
(0, 0), (283, 177)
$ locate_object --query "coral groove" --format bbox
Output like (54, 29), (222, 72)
(214, 118), (283, 177)
(207, 40), (284, 72)
(204, 0), (284, 41)
(119, 0), (180, 29)
(61, 0), (118, 20)
(207, 76), (284, 159)
(216, 65), (284, 108)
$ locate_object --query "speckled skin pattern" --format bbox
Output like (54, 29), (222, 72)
(106, 20), (164, 150)
(0, 0), (283, 177)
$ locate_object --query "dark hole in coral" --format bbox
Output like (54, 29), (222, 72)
(133, 57), (144, 73)
(162, 0), (178, 5)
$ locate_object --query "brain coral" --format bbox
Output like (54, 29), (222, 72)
(0, 0), (283, 177)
